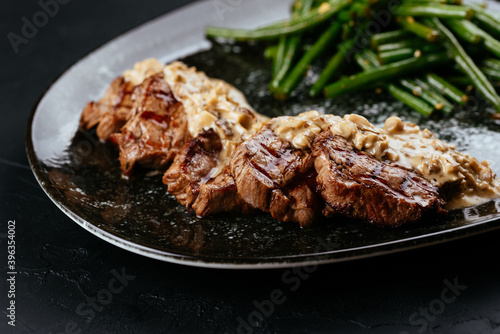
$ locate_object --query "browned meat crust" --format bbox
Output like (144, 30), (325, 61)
(312, 128), (446, 227)
(80, 77), (136, 141)
(80, 68), (448, 227)
(110, 74), (190, 175)
(163, 129), (251, 217)
(80, 74), (190, 176)
(230, 123), (323, 227)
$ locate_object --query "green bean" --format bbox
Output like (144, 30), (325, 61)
(293, 0), (315, 20)
(398, 16), (440, 42)
(404, 0), (448, 4)
(205, 0), (350, 41)
(362, 50), (454, 115)
(349, 2), (369, 19)
(413, 44), (444, 54)
(338, 9), (352, 22)
(378, 41), (416, 52)
(264, 45), (278, 59)
(446, 76), (472, 87)
(413, 78), (454, 113)
(377, 40), (441, 54)
(399, 79), (439, 112)
(355, 51), (434, 116)
(387, 83), (434, 116)
(324, 53), (449, 98)
(271, 38), (299, 86)
(309, 39), (355, 97)
(446, 19), (500, 58)
(426, 73), (468, 104)
(427, 18), (500, 111)
(273, 37), (288, 77)
(363, 49), (380, 66)
(395, 4), (473, 20)
(400, 79), (452, 113)
(363, 50), (453, 114)
(404, 0), (462, 4)
(262, 0), (313, 31)
(370, 30), (409, 48)
(275, 21), (343, 99)
(469, 3), (500, 37)
(378, 48), (416, 64)
(484, 38), (500, 59)
(483, 58), (500, 71)
(337, 3), (368, 22)
(341, 22), (351, 41)
(354, 52), (371, 70)
(270, 0), (313, 91)
(292, 0), (309, 13)
(354, 0), (372, 5)
(481, 67), (500, 82)
(445, 19), (484, 44)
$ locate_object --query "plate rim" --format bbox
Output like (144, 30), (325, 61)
(25, 0), (500, 269)
(26, 112), (500, 269)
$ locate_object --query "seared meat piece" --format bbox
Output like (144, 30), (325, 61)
(163, 129), (220, 208)
(312, 128), (446, 227)
(163, 129), (251, 217)
(230, 121), (323, 227)
(79, 58), (463, 227)
(109, 74), (190, 175)
(80, 76), (136, 141)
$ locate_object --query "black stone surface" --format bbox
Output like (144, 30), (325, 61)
(2, 1), (500, 333)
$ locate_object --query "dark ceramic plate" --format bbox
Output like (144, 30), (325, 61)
(27, 0), (500, 268)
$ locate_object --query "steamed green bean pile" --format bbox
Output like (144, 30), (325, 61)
(205, 0), (500, 117)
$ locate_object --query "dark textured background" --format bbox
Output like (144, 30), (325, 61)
(1, 1), (500, 333)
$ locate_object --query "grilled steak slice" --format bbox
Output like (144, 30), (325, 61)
(163, 129), (250, 217)
(230, 121), (323, 227)
(312, 129), (446, 227)
(109, 74), (190, 175)
(80, 76), (136, 141)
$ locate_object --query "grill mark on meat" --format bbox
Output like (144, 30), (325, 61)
(163, 129), (220, 207)
(323, 140), (438, 203)
(80, 73), (190, 176)
(344, 154), (354, 167)
(249, 159), (280, 189)
(247, 130), (296, 184)
(245, 138), (291, 190)
(79, 63), (454, 227)
(313, 129), (446, 227)
(399, 176), (410, 192)
(113, 80), (135, 110)
(154, 90), (178, 104)
(80, 77), (136, 141)
(108, 74), (190, 175)
(371, 164), (384, 179)
(140, 111), (170, 125)
(163, 129), (251, 217)
(231, 123), (323, 226)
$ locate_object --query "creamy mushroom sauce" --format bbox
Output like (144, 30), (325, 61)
(123, 59), (499, 210)
(272, 110), (500, 210)
(123, 58), (269, 178)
